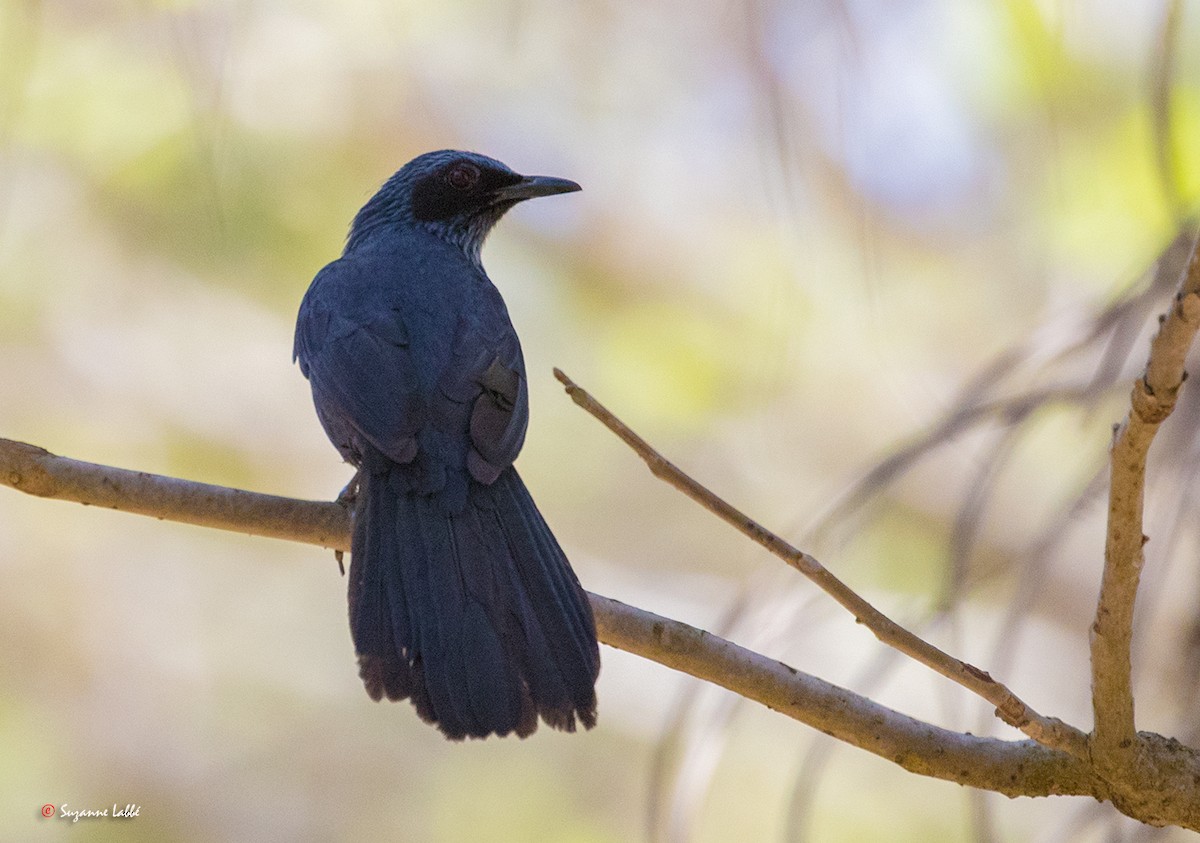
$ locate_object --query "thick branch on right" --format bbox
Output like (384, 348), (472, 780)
(1091, 232), (1200, 764)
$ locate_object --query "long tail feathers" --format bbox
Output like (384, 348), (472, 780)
(348, 467), (600, 740)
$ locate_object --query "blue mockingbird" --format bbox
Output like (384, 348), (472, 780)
(294, 150), (600, 739)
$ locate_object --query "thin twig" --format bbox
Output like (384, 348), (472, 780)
(1090, 232), (1200, 762)
(554, 368), (1089, 758)
(1150, 0), (1185, 222)
(941, 424), (1023, 611)
(809, 383), (1096, 542)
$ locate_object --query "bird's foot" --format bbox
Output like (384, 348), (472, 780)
(331, 468), (361, 576)
(336, 469), (363, 508)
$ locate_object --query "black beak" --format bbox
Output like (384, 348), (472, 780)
(492, 174), (582, 203)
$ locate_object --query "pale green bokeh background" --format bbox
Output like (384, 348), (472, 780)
(1, 1), (1199, 841)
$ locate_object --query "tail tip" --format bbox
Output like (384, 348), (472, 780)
(358, 654), (410, 703)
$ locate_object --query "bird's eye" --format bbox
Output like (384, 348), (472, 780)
(445, 163), (481, 191)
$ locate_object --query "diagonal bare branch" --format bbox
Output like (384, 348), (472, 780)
(553, 368), (1089, 758)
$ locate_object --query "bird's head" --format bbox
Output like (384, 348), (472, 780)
(346, 150), (581, 263)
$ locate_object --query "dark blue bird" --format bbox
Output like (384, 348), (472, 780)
(294, 150), (599, 739)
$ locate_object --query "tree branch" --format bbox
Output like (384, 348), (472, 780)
(595, 594), (1103, 798)
(554, 369), (1089, 759)
(0, 435), (1102, 799)
(1091, 231), (1200, 763)
(5, 382), (1200, 826)
(0, 439), (349, 551)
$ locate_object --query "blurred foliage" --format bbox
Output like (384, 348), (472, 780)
(1, 0), (1199, 841)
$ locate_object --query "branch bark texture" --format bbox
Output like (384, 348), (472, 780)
(1088, 232), (1200, 812)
